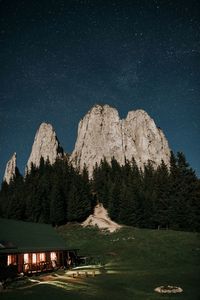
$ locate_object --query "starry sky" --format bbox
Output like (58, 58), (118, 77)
(0, 0), (200, 181)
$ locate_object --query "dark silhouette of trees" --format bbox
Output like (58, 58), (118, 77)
(0, 151), (199, 232)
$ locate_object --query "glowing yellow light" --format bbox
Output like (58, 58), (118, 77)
(51, 252), (57, 261)
(7, 255), (12, 265)
(39, 253), (45, 261)
(24, 253), (29, 264)
(32, 253), (37, 264)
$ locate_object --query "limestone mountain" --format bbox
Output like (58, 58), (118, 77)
(3, 152), (18, 184)
(26, 122), (63, 173)
(70, 104), (171, 177)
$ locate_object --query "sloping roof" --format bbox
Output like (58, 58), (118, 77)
(0, 218), (67, 254)
(0, 241), (16, 249)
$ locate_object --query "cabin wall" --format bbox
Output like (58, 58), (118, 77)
(2, 250), (64, 275)
(22, 251), (63, 273)
(17, 254), (24, 273)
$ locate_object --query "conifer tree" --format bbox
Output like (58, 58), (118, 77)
(92, 159), (111, 207)
(6, 171), (25, 220)
(0, 149), (199, 232)
(68, 168), (91, 222)
(50, 180), (66, 226)
(140, 161), (157, 228)
(108, 181), (121, 221)
(154, 160), (170, 229)
(0, 181), (9, 217)
(176, 152), (199, 230)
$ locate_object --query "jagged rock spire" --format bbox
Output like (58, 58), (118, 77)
(26, 122), (63, 173)
(4, 152), (17, 184)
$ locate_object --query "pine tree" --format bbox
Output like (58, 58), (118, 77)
(0, 181), (9, 217)
(140, 161), (157, 228)
(176, 152), (199, 230)
(67, 179), (80, 222)
(108, 181), (121, 221)
(80, 165), (92, 218)
(167, 151), (200, 231)
(153, 160), (170, 229)
(189, 179), (200, 231)
(0, 149), (199, 232)
(5, 171), (25, 220)
(92, 159), (112, 207)
(119, 182), (137, 226)
(50, 180), (66, 226)
(67, 168), (91, 222)
(118, 158), (141, 226)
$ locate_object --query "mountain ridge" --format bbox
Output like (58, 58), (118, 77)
(3, 104), (171, 180)
(70, 104), (171, 177)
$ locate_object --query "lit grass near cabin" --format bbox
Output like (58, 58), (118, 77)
(1, 224), (200, 300)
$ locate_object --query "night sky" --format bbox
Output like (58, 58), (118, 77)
(0, 0), (200, 181)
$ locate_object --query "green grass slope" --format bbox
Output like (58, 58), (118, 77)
(1, 225), (200, 300)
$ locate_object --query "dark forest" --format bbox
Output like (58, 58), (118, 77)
(0, 152), (199, 232)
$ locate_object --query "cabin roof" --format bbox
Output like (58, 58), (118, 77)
(0, 218), (67, 254)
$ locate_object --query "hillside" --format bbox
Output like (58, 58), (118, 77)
(57, 225), (200, 300)
(2, 225), (199, 300)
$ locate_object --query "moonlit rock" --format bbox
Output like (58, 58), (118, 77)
(26, 122), (63, 173)
(70, 104), (171, 177)
(82, 203), (122, 232)
(4, 152), (17, 184)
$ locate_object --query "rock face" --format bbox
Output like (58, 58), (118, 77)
(26, 122), (63, 173)
(71, 104), (171, 176)
(4, 152), (17, 184)
(82, 203), (122, 233)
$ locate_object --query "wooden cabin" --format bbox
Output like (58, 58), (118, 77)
(0, 218), (78, 278)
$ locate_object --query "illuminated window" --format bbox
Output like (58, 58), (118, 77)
(24, 253), (29, 264)
(39, 253), (45, 261)
(50, 252), (57, 261)
(32, 253), (37, 264)
(7, 255), (12, 266)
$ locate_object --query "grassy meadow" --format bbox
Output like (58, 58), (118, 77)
(1, 225), (200, 300)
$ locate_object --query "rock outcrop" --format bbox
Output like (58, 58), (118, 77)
(82, 203), (122, 233)
(3, 152), (17, 184)
(26, 122), (63, 173)
(71, 104), (171, 176)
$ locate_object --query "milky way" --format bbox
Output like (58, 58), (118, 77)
(0, 0), (200, 179)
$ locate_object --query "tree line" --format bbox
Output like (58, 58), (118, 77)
(92, 152), (200, 231)
(0, 157), (92, 226)
(0, 152), (199, 231)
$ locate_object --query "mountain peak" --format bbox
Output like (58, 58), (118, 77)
(3, 152), (17, 184)
(71, 105), (171, 177)
(26, 122), (63, 173)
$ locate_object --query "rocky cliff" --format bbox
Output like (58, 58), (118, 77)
(70, 104), (171, 176)
(26, 122), (63, 173)
(3, 152), (17, 184)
